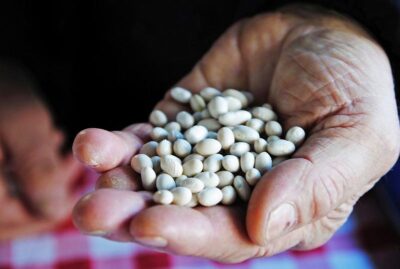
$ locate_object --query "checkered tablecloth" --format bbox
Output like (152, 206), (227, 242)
(0, 172), (399, 269)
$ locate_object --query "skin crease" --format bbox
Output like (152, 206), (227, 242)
(73, 6), (400, 263)
(0, 93), (85, 240)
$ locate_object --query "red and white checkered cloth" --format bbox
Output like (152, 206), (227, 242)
(0, 172), (399, 269)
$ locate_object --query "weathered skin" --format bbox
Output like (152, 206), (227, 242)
(73, 6), (400, 263)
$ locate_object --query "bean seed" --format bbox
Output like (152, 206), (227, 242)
(198, 187), (223, 206)
(222, 155), (240, 172)
(153, 190), (173, 205)
(240, 152), (255, 172)
(267, 139), (295, 156)
(183, 153), (204, 163)
(208, 96), (229, 118)
(190, 94), (206, 112)
(285, 126), (305, 146)
(221, 185), (237, 205)
(149, 110), (168, 126)
(217, 127), (235, 150)
(156, 173), (176, 190)
(173, 139), (192, 157)
(233, 175), (251, 201)
(218, 110), (252, 126)
(156, 139), (172, 156)
(194, 139), (222, 156)
(184, 125), (208, 144)
(175, 175), (188, 186)
(195, 172), (219, 188)
(180, 177), (205, 193)
(245, 168), (261, 186)
(171, 187), (192, 206)
(184, 195), (199, 207)
(141, 167), (157, 190)
(170, 87), (192, 103)
(176, 111), (194, 129)
(165, 121), (181, 132)
(230, 142), (250, 156)
(265, 121), (282, 136)
(150, 127), (168, 141)
(267, 135), (280, 143)
(203, 154), (223, 172)
(167, 130), (184, 142)
(206, 131), (218, 139)
(225, 96), (242, 111)
(223, 89), (249, 107)
(200, 87), (221, 101)
(246, 118), (265, 133)
(139, 141), (158, 156)
(262, 103), (273, 109)
(160, 155), (183, 177)
(151, 156), (161, 173)
(252, 107), (277, 121)
(232, 125), (260, 143)
(217, 171), (234, 187)
(183, 159), (203, 176)
(131, 154), (153, 173)
(254, 138), (268, 153)
(198, 118), (221, 131)
(255, 152), (272, 173)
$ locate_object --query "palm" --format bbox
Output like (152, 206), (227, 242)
(74, 10), (399, 263)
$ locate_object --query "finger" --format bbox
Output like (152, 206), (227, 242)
(73, 123), (151, 172)
(72, 189), (152, 241)
(129, 205), (261, 262)
(96, 166), (140, 191)
(247, 119), (398, 246)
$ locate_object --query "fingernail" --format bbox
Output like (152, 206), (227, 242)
(135, 236), (168, 248)
(265, 203), (297, 241)
(86, 230), (108, 236)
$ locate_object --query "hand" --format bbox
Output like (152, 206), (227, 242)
(72, 5), (400, 262)
(0, 90), (84, 240)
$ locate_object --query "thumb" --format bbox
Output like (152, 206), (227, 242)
(247, 116), (400, 246)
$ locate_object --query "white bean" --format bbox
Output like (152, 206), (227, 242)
(265, 121), (282, 136)
(150, 127), (168, 141)
(240, 152), (255, 172)
(184, 195), (199, 207)
(208, 96), (228, 118)
(173, 139), (192, 157)
(153, 190), (174, 205)
(217, 171), (234, 187)
(225, 96), (242, 111)
(233, 175), (251, 201)
(254, 138), (268, 153)
(222, 155), (240, 172)
(203, 154), (223, 172)
(206, 131), (218, 139)
(139, 141), (158, 156)
(131, 154), (153, 173)
(217, 127), (235, 150)
(151, 156), (161, 173)
(171, 187), (193, 206)
(200, 109), (211, 119)
(176, 111), (194, 129)
(195, 172), (219, 188)
(160, 155), (183, 177)
(184, 125), (208, 144)
(180, 177), (205, 193)
(218, 110), (252, 126)
(198, 187), (223, 206)
(267, 139), (295, 156)
(156, 173), (176, 190)
(141, 167), (157, 190)
(192, 111), (203, 122)
(252, 107), (277, 121)
(262, 103), (273, 109)
(190, 94), (206, 112)
(183, 159), (203, 176)
(285, 126), (306, 146)
(223, 89), (249, 107)
(194, 139), (222, 156)
(232, 125), (260, 143)
(198, 118), (221, 131)
(175, 175), (188, 186)
(230, 142), (250, 156)
(246, 118), (265, 133)
(170, 87), (192, 103)
(183, 153), (204, 163)
(221, 185), (237, 205)
(245, 168), (261, 186)
(200, 87), (221, 101)
(255, 152), (272, 173)
(149, 110), (168, 126)
(156, 139), (172, 156)
(165, 122), (181, 132)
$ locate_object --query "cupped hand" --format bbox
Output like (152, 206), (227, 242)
(72, 6), (400, 262)
(0, 93), (84, 240)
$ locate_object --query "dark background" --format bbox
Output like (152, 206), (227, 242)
(0, 0), (398, 140)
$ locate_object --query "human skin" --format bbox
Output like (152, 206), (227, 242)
(72, 6), (400, 262)
(0, 70), (84, 240)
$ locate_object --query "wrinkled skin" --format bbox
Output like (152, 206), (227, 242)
(72, 6), (400, 263)
(0, 92), (84, 240)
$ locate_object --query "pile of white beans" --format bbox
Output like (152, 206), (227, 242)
(131, 87), (305, 207)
